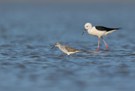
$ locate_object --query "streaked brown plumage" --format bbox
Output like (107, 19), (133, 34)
(55, 42), (80, 55)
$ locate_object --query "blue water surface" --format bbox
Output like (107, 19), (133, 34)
(0, 3), (135, 91)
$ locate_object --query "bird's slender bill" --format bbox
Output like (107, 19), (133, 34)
(82, 29), (86, 35)
(51, 45), (55, 49)
(82, 31), (85, 35)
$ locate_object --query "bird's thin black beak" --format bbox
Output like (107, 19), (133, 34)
(50, 45), (55, 49)
(51, 46), (54, 49)
(82, 31), (85, 35)
(82, 29), (86, 35)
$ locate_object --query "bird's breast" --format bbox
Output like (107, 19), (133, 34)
(88, 27), (106, 37)
(88, 28), (98, 36)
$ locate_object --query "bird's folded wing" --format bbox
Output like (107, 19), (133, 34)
(95, 26), (120, 31)
(64, 46), (79, 52)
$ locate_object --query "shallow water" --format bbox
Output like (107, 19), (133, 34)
(0, 3), (135, 91)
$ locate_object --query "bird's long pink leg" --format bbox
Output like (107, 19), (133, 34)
(96, 38), (100, 51)
(102, 37), (109, 50)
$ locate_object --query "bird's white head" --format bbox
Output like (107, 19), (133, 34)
(55, 42), (61, 47)
(84, 23), (92, 30)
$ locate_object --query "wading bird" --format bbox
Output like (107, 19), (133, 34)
(84, 23), (120, 51)
(54, 42), (80, 55)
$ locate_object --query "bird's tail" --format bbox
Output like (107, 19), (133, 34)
(114, 28), (121, 30)
(76, 50), (81, 53)
(105, 27), (121, 35)
(105, 30), (116, 35)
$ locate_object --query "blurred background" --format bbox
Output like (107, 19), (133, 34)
(0, 1), (135, 91)
(0, 0), (135, 3)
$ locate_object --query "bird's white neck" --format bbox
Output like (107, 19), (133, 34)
(87, 27), (92, 32)
(57, 44), (63, 49)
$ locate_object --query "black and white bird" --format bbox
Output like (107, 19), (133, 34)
(84, 23), (120, 51)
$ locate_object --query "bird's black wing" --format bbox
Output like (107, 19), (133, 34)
(95, 26), (120, 31)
